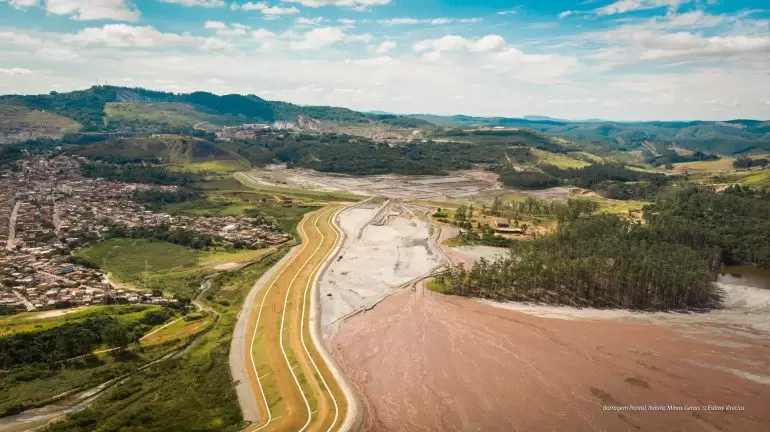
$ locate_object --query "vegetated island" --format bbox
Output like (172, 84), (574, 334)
(434, 186), (770, 311)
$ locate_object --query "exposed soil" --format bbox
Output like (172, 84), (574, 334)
(332, 283), (770, 432)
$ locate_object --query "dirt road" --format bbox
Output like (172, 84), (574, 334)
(240, 207), (350, 432)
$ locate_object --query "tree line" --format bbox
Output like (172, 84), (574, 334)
(434, 213), (720, 310)
(81, 163), (199, 185)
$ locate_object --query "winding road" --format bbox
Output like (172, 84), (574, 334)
(234, 206), (357, 432)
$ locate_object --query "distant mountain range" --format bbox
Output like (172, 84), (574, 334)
(1, 86), (769, 155)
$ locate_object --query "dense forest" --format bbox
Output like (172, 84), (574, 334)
(497, 162), (675, 200)
(0, 311), (169, 369)
(733, 156), (769, 169)
(133, 187), (202, 210)
(434, 214), (720, 310)
(229, 132), (511, 175)
(645, 186), (770, 268)
(645, 149), (719, 166)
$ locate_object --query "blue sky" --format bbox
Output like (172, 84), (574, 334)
(1, 0), (769, 120)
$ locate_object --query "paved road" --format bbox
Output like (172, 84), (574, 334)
(6, 201), (20, 251)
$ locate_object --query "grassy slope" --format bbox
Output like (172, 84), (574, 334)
(45, 250), (289, 432)
(0, 105), (81, 143)
(0, 305), (181, 417)
(104, 102), (235, 131)
(78, 239), (271, 297)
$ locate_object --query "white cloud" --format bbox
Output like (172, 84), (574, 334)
(35, 46), (80, 60)
(347, 56), (394, 67)
(369, 40), (396, 54)
(596, 0), (692, 16)
(559, 10), (573, 19)
(204, 21), (228, 30)
(204, 22), (250, 37)
(377, 17), (483, 25)
(159, 0), (225, 7)
(251, 28), (277, 41)
(471, 35), (506, 52)
(0, 67), (32, 75)
(413, 35), (507, 53)
(8, 0), (38, 9)
(281, 0), (390, 8)
(0, 31), (43, 46)
(235, 2), (299, 15)
(295, 17), (325, 26)
(201, 37), (235, 52)
(12, 0), (141, 21)
(207, 77), (226, 84)
(497, 10), (517, 16)
(288, 27), (370, 50)
(63, 24), (193, 48)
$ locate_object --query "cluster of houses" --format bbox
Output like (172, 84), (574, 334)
(215, 123), (271, 141)
(0, 154), (289, 314)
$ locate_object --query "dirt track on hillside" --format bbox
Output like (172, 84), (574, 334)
(332, 284), (770, 432)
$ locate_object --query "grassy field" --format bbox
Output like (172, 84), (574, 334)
(0, 105), (81, 143)
(533, 149), (591, 169)
(104, 102), (234, 131)
(77, 239), (271, 297)
(169, 159), (249, 173)
(0, 305), (166, 337)
(45, 250), (290, 432)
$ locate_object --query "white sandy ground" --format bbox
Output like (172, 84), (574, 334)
(482, 282), (770, 333)
(20, 307), (87, 320)
(449, 245), (509, 262)
(319, 202), (442, 339)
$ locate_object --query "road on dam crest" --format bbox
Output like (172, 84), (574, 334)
(234, 206), (355, 432)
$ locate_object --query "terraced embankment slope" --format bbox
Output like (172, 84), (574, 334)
(239, 207), (351, 432)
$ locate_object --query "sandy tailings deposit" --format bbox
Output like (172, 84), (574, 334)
(330, 235), (770, 431)
(319, 200), (442, 339)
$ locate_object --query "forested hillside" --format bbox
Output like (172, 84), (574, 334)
(413, 114), (770, 155)
(0, 86), (428, 136)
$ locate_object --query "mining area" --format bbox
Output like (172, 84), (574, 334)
(328, 215), (770, 432)
(319, 200), (443, 339)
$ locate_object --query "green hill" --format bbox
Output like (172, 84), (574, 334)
(0, 86), (429, 139)
(411, 114), (770, 155)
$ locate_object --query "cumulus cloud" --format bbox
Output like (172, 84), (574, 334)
(10, 0), (141, 21)
(281, 0), (390, 8)
(377, 17), (482, 25)
(8, 0), (38, 9)
(346, 56), (395, 67)
(295, 17), (325, 26)
(204, 21), (227, 30)
(234, 2), (299, 15)
(0, 31), (43, 46)
(596, 0), (692, 16)
(201, 37), (235, 52)
(0, 67), (33, 75)
(159, 0), (225, 7)
(559, 10), (573, 19)
(63, 24), (194, 48)
(288, 27), (371, 50)
(412, 34), (507, 53)
(369, 40), (396, 54)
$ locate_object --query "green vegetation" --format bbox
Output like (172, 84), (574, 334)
(733, 156), (769, 169)
(0, 305), (177, 416)
(81, 163), (200, 185)
(229, 132), (512, 175)
(646, 149), (719, 167)
(434, 213), (720, 310)
(44, 249), (289, 432)
(645, 186), (770, 268)
(77, 238), (270, 297)
(74, 135), (228, 165)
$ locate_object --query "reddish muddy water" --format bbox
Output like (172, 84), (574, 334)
(332, 285), (770, 432)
